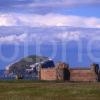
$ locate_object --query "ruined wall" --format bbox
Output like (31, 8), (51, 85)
(40, 68), (98, 82)
(70, 69), (97, 82)
(56, 62), (69, 81)
(56, 68), (64, 80)
(40, 63), (99, 82)
(40, 68), (57, 80)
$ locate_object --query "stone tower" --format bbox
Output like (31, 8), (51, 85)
(56, 62), (70, 81)
(91, 63), (99, 75)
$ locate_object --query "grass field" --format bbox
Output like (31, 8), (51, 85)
(0, 80), (100, 100)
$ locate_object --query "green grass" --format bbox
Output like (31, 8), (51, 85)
(0, 81), (100, 100)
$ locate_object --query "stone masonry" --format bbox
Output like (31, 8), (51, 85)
(40, 63), (99, 82)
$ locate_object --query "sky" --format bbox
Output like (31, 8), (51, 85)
(0, 0), (100, 28)
(0, 0), (100, 69)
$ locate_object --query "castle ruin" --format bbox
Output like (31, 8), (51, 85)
(40, 63), (100, 82)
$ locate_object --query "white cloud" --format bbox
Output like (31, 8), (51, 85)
(0, 31), (81, 44)
(0, 27), (100, 44)
(0, 13), (100, 28)
(0, 33), (27, 43)
(56, 31), (81, 41)
(0, 14), (17, 26)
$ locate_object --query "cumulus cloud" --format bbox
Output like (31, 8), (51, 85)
(0, 14), (17, 26)
(0, 28), (100, 44)
(0, 33), (28, 43)
(56, 31), (81, 41)
(0, 13), (100, 28)
(0, 32), (80, 44)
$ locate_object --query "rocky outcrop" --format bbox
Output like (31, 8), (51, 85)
(7, 55), (49, 75)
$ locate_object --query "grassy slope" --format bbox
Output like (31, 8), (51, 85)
(0, 81), (100, 100)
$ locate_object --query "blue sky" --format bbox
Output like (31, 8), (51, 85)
(0, 0), (100, 43)
(0, 0), (99, 17)
(0, 0), (100, 27)
(0, 0), (100, 69)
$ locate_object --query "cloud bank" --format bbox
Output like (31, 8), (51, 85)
(0, 33), (28, 43)
(0, 27), (100, 44)
(0, 13), (100, 28)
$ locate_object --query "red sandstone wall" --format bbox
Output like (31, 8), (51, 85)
(70, 69), (97, 82)
(40, 67), (97, 82)
(40, 68), (57, 80)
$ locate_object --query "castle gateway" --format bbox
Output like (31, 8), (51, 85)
(40, 63), (100, 82)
